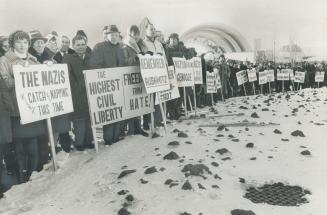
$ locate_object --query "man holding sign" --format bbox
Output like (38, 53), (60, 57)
(140, 23), (167, 129)
(63, 35), (94, 151)
(165, 33), (189, 119)
(90, 25), (126, 145)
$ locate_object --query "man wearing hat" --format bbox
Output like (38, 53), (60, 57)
(90, 25), (126, 145)
(75, 30), (92, 55)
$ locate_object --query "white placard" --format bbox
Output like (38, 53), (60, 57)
(277, 69), (290, 81)
(247, 69), (257, 82)
(294, 71), (305, 83)
(214, 68), (222, 90)
(84, 66), (154, 127)
(206, 71), (216, 93)
(138, 54), (170, 94)
(173, 57), (195, 87)
(236, 70), (248, 86)
(192, 57), (203, 84)
(13, 64), (74, 124)
(258, 71), (268, 85)
(266, 70), (275, 82)
(288, 69), (295, 81)
(315, 71), (325, 82)
(155, 66), (180, 104)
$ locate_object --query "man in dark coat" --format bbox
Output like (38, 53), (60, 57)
(53, 35), (75, 63)
(63, 35), (93, 151)
(165, 33), (187, 119)
(90, 25), (126, 145)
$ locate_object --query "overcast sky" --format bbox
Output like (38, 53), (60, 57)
(1, 0), (327, 50)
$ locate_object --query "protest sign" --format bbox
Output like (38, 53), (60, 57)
(214, 68), (222, 90)
(155, 66), (180, 105)
(315, 71), (325, 82)
(266, 70), (275, 82)
(294, 71), (305, 83)
(277, 69), (290, 81)
(192, 57), (203, 84)
(13, 64), (73, 124)
(236, 70), (248, 86)
(137, 54), (170, 94)
(247, 69), (257, 82)
(206, 71), (216, 93)
(258, 71), (268, 85)
(288, 69), (295, 81)
(173, 57), (195, 87)
(84, 66), (154, 127)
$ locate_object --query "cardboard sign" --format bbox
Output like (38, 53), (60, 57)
(294, 71), (305, 83)
(13, 64), (73, 124)
(214, 68), (222, 89)
(155, 66), (180, 104)
(236, 70), (248, 86)
(277, 69), (290, 81)
(258, 71), (268, 85)
(84, 66), (154, 127)
(288, 69), (295, 81)
(266, 70), (275, 82)
(192, 57), (203, 84)
(247, 69), (257, 82)
(138, 54), (170, 94)
(315, 71), (325, 82)
(173, 57), (195, 87)
(206, 71), (216, 93)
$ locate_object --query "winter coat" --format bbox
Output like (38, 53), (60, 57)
(0, 50), (39, 116)
(63, 52), (91, 119)
(122, 36), (145, 66)
(53, 48), (75, 63)
(90, 40), (125, 69)
(165, 44), (187, 66)
(0, 74), (11, 144)
(0, 50), (46, 138)
(28, 47), (52, 63)
(141, 37), (166, 55)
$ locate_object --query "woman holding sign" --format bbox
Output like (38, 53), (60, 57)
(0, 30), (46, 183)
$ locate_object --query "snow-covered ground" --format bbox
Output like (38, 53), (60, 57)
(1, 88), (327, 215)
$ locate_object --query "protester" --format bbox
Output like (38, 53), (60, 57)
(90, 25), (125, 145)
(0, 30), (46, 183)
(44, 32), (59, 59)
(75, 30), (92, 54)
(141, 23), (166, 129)
(0, 37), (12, 194)
(28, 31), (51, 63)
(0, 36), (9, 57)
(53, 35), (75, 63)
(165, 33), (186, 119)
(216, 54), (231, 99)
(62, 35), (93, 151)
(122, 25), (149, 137)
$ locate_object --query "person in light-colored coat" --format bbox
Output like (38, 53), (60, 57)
(0, 31), (46, 183)
(122, 25), (148, 137)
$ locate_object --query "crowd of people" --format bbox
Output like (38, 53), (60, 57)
(0, 23), (326, 197)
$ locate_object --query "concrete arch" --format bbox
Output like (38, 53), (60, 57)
(181, 24), (251, 53)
